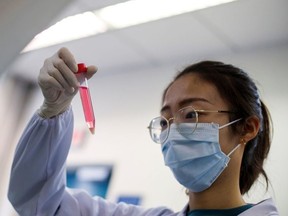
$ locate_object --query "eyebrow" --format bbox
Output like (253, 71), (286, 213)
(160, 97), (212, 114)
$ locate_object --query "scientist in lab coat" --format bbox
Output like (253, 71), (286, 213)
(8, 47), (279, 215)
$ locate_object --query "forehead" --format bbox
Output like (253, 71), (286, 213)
(162, 74), (227, 112)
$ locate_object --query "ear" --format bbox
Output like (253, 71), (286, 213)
(241, 116), (260, 143)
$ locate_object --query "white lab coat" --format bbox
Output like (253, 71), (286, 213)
(8, 108), (279, 216)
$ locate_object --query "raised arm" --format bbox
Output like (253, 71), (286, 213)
(8, 48), (97, 215)
(8, 108), (74, 215)
(8, 48), (174, 216)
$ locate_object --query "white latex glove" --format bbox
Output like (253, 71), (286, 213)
(38, 47), (97, 118)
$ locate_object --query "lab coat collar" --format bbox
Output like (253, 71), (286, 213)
(177, 198), (278, 216)
(239, 198), (279, 216)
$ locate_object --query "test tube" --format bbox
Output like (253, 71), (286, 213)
(76, 63), (95, 134)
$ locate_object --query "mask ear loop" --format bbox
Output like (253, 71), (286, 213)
(219, 118), (244, 157)
(227, 138), (247, 157)
(219, 118), (242, 129)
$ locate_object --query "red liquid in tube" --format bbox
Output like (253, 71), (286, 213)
(77, 63), (95, 134)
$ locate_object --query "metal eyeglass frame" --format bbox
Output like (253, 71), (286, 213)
(148, 106), (236, 144)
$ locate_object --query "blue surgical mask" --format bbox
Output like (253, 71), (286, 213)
(161, 119), (241, 192)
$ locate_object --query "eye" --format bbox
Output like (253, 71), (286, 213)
(160, 119), (168, 128)
(185, 111), (196, 119)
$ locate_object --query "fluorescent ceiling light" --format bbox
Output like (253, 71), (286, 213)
(96, 0), (236, 29)
(23, 12), (107, 52)
(23, 0), (237, 52)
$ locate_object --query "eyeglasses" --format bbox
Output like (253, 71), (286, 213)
(148, 106), (236, 144)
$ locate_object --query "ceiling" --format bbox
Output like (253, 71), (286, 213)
(6, 0), (288, 80)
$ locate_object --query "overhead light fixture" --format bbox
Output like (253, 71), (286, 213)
(96, 0), (236, 29)
(23, 0), (237, 52)
(23, 12), (107, 52)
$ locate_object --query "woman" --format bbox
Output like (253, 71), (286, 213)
(8, 47), (279, 215)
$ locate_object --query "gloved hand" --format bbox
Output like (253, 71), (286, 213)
(38, 47), (97, 118)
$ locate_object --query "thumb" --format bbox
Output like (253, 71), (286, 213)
(86, 65), (98, 80)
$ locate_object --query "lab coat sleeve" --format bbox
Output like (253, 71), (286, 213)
(8, 107), (74, 216)
(8, 107), (176, 216)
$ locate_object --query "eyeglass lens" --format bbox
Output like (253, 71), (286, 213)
(149, 106), (198, 144)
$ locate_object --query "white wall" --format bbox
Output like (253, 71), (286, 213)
(3, 44), (288, 215)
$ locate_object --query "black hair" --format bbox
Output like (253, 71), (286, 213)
(163, 61), (272, 194)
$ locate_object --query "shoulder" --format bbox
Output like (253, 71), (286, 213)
(239, 198), (279, 216)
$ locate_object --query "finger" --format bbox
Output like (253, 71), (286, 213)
(47, 67), (75, 93)
(85, 65), (98, 80)
(53, 58), (79, 91)
(38, 71), (64, 91)
(57, 47), (78, 72)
